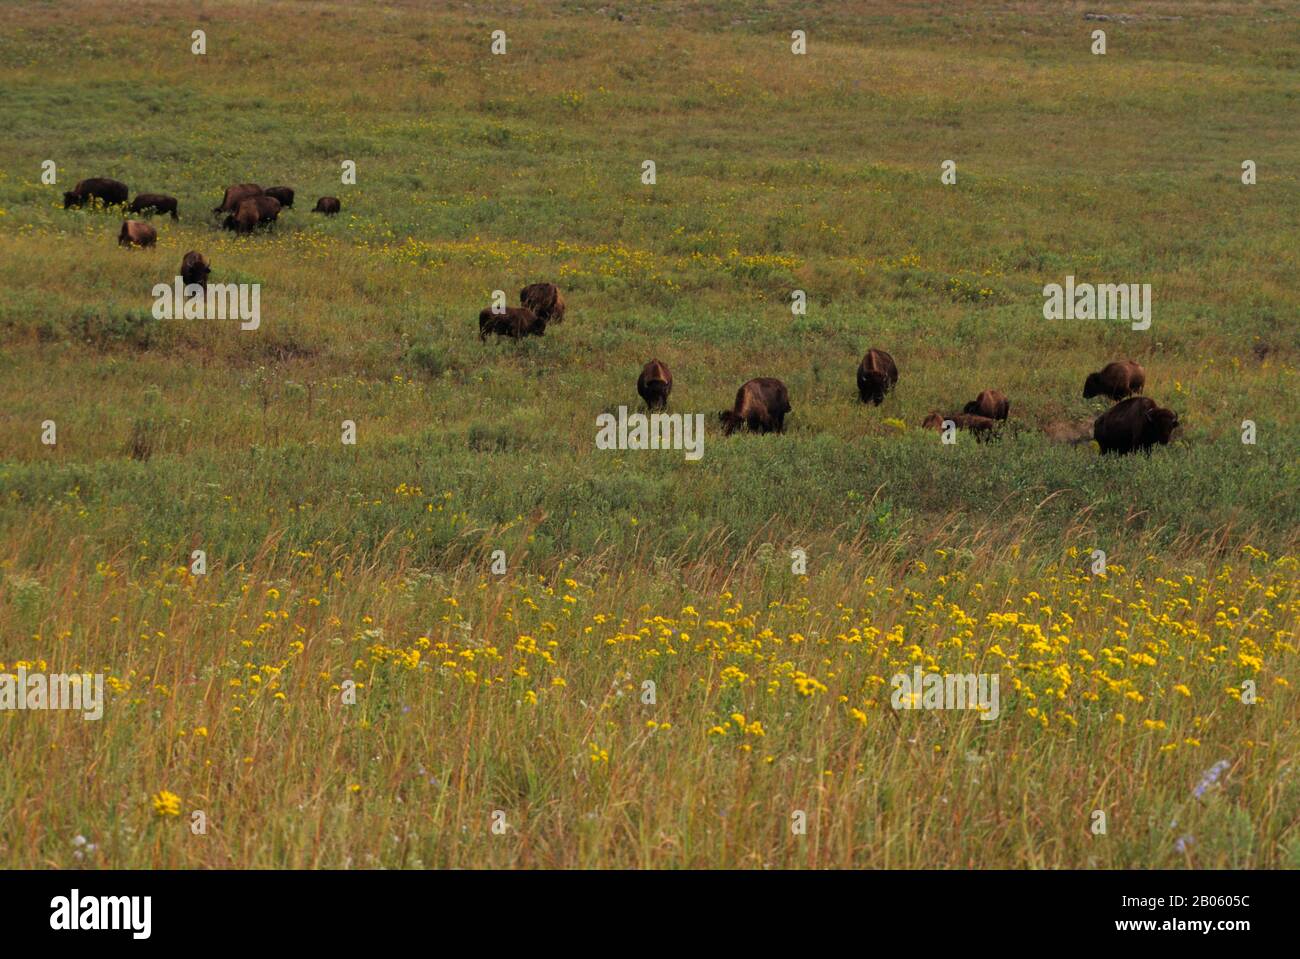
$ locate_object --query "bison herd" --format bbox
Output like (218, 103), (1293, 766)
(68, 174), (1183, 458)
(483, 287), (1179, 455)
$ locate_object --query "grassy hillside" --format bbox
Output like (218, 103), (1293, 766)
(0, 0), (1296, 868)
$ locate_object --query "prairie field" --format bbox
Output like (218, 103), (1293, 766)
(0, 0), (1297, 869)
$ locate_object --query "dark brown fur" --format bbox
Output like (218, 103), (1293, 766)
(263, 186), (294, 208)
(637, 359), (673, 411)
(213, 183), (263, 214)
(519, 283), (566, 324)
(129, 193), (179, 219)
(720, 378), (791, 435)
(1093, 396), (1179, 455)
(479, 306), (545, 340)
(312, 196), (341, 215)
(963, 389), (1009, 420)
(223, 195), (281, 233)
(856, 348), (899, 405)
(1083, 360), (1145, 401)
(180, 251), (210, 290)
(118, 220), (156, 248)
(64, 177), (129, 209)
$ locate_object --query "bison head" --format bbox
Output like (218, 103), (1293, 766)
(1145, 406), (1179, 445)
(1082, 372), (1102, 399)
(63, 191), (82, 209)
(719, 410), (743, 435)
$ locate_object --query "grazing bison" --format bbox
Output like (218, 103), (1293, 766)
(963, 389), (1009, 420)
(223, 195), (281, 234)
(857, 348), (899, 405)
(213, 183), (263, 215)
(129, 193), (179, 219)
(720, 378), (791, 435)
(479, 306), (544, 340)
(64, 177), (129, 209)
(180, 251), (210, 290)
(118, 220), (156, 248)
(1093, 396), (1179, 455)
(312, 196), (341, 215)
(1084, 360), (1145, 401)
(263, 186), (294, 208)
(637, 359), (673, 411)
(921, 411), (997, 439)
(519, 283), (566, 324)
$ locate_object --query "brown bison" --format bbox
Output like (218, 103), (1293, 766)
(129, 193), (179, 219)
(963, 389), (1009, 420)
(857, 348), (898, 405)
(263, 186), (294, 208)
(213, 183), (263, 215)
(720, 378), (791, 435)
(1093, 396), (1179, 455)
(921, 411), (997, 439)
(118, 220), (156, 248)
(180, 251), (210, 290)
(64, 177), (129, 209)
(637, 359), (673, 411)
(312, 196), (341, 215)
(519, 283), (566, 324)
(223, 195), (282, 234)
(1084, 360), (1145, 401)
(479, 306), (544, 340)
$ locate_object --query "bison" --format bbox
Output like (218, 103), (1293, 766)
(118, 220), (156, 248)
(963, 389), (1009, 420)
(637, 359), (673, 411)
(180, 251), (210, 290)
(213, 183), (263, 215)
(312, 196), (341, 215)
(720, 378), (791, 435)
(64, 177), (129, 209)
(129, 193), (179, 220)
(479, 306), (544, 340)
(1084, 360), (1145, 401)
(857, 348), (899, 405)
(921, 411), (997, 440)
(1093, 396), (1179, 455)
(519, 282), (566, 324)
(223, 195), (282, 234)
(263, 186), (294, 208)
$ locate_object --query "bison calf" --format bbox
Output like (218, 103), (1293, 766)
(479, 306), (544, 340)
(129, 193), (179, 220)
(118, 220), (156, 248)
(637, 359), (673, 411)
(520, 282), (566, 324)
(1093, 396), (1179, 455)
(921, 411), (997, 440)
(312, 196), (341, 215)
(1084, 360), (1145, 401)
(857, 348), (899, 405)
(180, 251), (210, 290)
(963, 389), (1009, 420)
(720, 378), (791, 435)
(64, 177), (129, 209)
